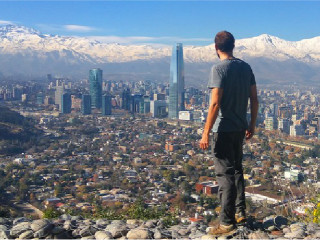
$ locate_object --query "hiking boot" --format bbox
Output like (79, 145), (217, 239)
(208, 224), (237, 236)
(235, 212), (246, 224)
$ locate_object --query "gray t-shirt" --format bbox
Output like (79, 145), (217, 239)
(207, 58), (256, 132)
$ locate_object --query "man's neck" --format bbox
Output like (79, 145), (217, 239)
(218, 51), (234, 61)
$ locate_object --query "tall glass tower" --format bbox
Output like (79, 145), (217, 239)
(169, 43), (185, 119)
(89, 68), (103, 109)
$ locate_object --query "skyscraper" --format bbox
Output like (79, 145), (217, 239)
(55, 82), (64, 108)
(61, 93), (71, 114)
(169, 43), (185, 119)
(121, 88), (131, 111)
(89, 68), (103, 109)
(102, 94), (112, 116)
(81, 94), (91, 115)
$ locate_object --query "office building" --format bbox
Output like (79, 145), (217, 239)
(89, 68), (103, 109)
(169, 43), (185, 119)
(102, 94), (112, 116)
(150, 100), (167, 118)
(265, 116), (278, 130)
(81, 95), (91, 115)
(36, 92), (44, 105)
(121, 88), (131, 111)
(278, 118), (290, 134)
(290, 124), (304, 136)
(55, 82), (64, 108)
(61, 93), (71, 114)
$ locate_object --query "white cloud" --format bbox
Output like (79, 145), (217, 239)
(0, 20), (14, 25)
(64, 25), (96, 32)
(87, 35), (211, 45)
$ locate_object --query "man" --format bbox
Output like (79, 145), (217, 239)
(199, 31), (258, 236)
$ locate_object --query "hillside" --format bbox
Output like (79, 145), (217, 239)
(0, 106), (42, 155)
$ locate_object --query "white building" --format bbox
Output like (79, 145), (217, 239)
(179, 111), (193, 121)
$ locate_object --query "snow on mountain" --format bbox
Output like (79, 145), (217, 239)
(1, 25), (320, 64)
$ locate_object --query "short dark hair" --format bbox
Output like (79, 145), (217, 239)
(215, 31), (235, 52)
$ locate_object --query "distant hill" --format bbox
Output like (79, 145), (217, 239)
(0, 25), (320, 86)
(0, 106), (42, 155)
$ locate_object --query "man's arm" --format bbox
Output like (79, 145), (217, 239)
(246, 84), (259, 140)
(199, 88), (223, 150)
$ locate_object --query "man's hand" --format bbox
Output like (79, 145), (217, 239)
(199, 133), (209, 150)
(245, 126), (255, 140)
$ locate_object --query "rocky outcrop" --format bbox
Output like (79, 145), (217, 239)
(0, 215), (317, 239)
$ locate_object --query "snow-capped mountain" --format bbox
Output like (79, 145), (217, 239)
(0, 24), (319, 85)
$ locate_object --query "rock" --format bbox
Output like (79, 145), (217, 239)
(153, 228), (171, 239)
(71, 215), (83, 221)
(0, 230), (10, 239)
(201, 235), (215, 240)
(282, 227), (291, 234)
(81, 236), (95, 240)
(284, 229), (306, 239)
(95, 231), (112, 240)
(33, 223), (54, 239)
(126, 220), (140, 225)
(96, 219), (110, 226)
(13, 217), (29, 225)
(178, 228), (190, 236)
(31, 219), (51, 232)
(52, 226), (65, 235)
(64, 220), (77, 230)
(307, 222), (320, 234)
(72, 228), (81, 238)
(312, 231), (320, 238)
(54, 231), (72, 239)
(145, 220), (157, 228)
(156, 220), (164, 229)
(80, 226), (98, 237)
(127, 228), (152, 239)
(60, 214), (72, 220)
(0, 225), (8, 231)
(189, 230), (206, 239)
(171, 230), (179, 239)
(18, 230), (34, 239)
(0, 218), (9, 225)
(10, 221), (31, 238)
(290, 222), (306, 231)
(248, 231), (270, 239)
(105, 223), (128, 238)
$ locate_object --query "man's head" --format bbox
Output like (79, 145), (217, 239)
(214, 31), (235, 58)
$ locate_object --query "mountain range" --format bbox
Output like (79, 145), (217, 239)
(0, 25), (319, 87)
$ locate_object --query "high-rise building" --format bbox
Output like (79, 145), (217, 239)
(102, 94), (112, 116)
(89, 68), (103, 109)
(36, 92), (44, 105)
(265, 116), (278, 130)
(81, 95), (91, 115)
(55, 82), (64, 108)
(150, 100), (167, 118)
(121, 88), (131, 110)
(278, 118), (290, 134)
(169, 43), (185, 119)
(61, 93), (71, 114)
(131, 94), (144, 113)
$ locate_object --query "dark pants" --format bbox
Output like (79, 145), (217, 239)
(211, 131), (246, 225)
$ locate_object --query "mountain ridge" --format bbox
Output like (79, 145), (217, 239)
(0, 24), (319, 86)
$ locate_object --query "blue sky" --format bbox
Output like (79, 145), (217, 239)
(0, 1), (319, 45)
